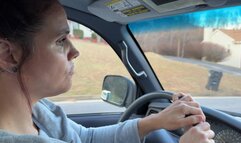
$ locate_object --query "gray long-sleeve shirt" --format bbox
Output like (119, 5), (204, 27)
(0, 99), (141, 143)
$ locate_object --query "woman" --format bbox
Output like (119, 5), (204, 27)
(0, 0), (215, 143)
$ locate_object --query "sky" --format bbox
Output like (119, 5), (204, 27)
(129, 5), (241, 33)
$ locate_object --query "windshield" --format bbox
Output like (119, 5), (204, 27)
(129, 5), (241, 114)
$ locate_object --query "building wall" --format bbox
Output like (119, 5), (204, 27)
(204, 28), (241, 68)
(68, 20), (93, 38)
(204, 28), (233, 48)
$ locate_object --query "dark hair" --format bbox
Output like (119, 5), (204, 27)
(0, 0), (58, 60)
(0, 0), (59, 109)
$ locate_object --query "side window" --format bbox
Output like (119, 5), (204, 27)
(48, 21), (131, 114)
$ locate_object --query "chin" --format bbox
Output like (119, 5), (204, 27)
(52, 82), (72, 96)
(60, 83), (72, 94)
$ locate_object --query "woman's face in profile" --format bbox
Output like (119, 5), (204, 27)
(21, 4), (79, 101)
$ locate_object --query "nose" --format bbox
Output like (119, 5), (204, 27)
(68, 44), (79, 61)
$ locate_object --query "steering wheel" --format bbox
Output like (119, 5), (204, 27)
(118, 91), (241, 143)
(119, 91), (173, 122)
(119, 91), (177, 143)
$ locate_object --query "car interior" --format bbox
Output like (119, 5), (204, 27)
(58, 0), (241, 142)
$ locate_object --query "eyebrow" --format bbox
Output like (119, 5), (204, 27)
(57, 27), (70, 37)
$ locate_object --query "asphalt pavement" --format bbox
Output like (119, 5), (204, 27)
(165, 56), (241, 76)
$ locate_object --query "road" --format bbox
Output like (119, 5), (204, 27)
(165, 56), (241, 76)
(56, 97), (241, 115)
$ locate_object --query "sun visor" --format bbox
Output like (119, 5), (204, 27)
(88, 0), (159, 23)
(143, 0), (206, 13)
(88, 0), (228, 24)
(88, 0), (219, 24)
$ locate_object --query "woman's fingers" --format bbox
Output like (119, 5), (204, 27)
(174, 101), (203, 116)
(175, 100), (200, 108)
(179, 115), (205, 126)
(206, 130), (215, 139)
(196, 122), (215, 138)
(157, 92), (207, 130)
(184, 104), (203, 115)
(172, 92), (193, 102)
(172, 95), (206, 122)
(196, 122), (215, 140)
(209, 139), (215, 143)
(173, 101), (206, 126)
(197, 121), (210, 130)
(180, 122), (215, 143)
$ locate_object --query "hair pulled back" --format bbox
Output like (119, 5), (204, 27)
(0, 0), (58, 61)
(0, 0), (60, 108)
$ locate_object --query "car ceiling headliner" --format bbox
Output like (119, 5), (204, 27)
(59, 0), (241, 24)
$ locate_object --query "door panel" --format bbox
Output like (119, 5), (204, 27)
(68, 113), (121, 127)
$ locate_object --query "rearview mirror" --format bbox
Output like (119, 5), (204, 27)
(101, 75), (136, 107)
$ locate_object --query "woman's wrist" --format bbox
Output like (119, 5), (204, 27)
(138, 113), (164, 138)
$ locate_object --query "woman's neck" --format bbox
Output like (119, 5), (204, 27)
(0, 75), (38, 135)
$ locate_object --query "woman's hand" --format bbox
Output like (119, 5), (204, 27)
(180, 122), (215, 143)
(155, 98), (205, 130)
(138, 92), (205, 138)
(172, 92), (194, 102)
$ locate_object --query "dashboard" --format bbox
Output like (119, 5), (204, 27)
(146, 102), (241, 143)
(207, 116), (241, 143)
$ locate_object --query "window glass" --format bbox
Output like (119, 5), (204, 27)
(48, 21), (130, 113)
(129, 6), (241, 113)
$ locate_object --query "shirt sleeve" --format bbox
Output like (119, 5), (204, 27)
(0, 130), (67, 143)
(74, 118), (141, 143)
(32, 99), (142, 143)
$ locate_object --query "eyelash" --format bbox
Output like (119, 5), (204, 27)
(56, 37), (67, 47)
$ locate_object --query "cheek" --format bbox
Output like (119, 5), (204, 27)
(35, 55), (69, 80)
(22, 52), (71, 95)
(36, 44), (68, 73)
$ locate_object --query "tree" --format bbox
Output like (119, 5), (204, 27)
(73, 29), (84, 39)
(202, 42), (230, 62)
(91, 33), (97, 40)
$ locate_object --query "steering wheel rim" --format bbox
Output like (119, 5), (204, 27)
(119, 91), (173, 122)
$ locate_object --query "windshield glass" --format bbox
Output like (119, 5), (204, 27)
(129, 5), (241, 114)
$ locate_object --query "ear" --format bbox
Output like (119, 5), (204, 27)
(0, 39), (21, 71)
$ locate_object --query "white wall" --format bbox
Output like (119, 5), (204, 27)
(204, 28), (241, 68)
(68, 21), (93, 38)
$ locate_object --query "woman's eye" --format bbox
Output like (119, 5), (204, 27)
(56, 37), (67, 47)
